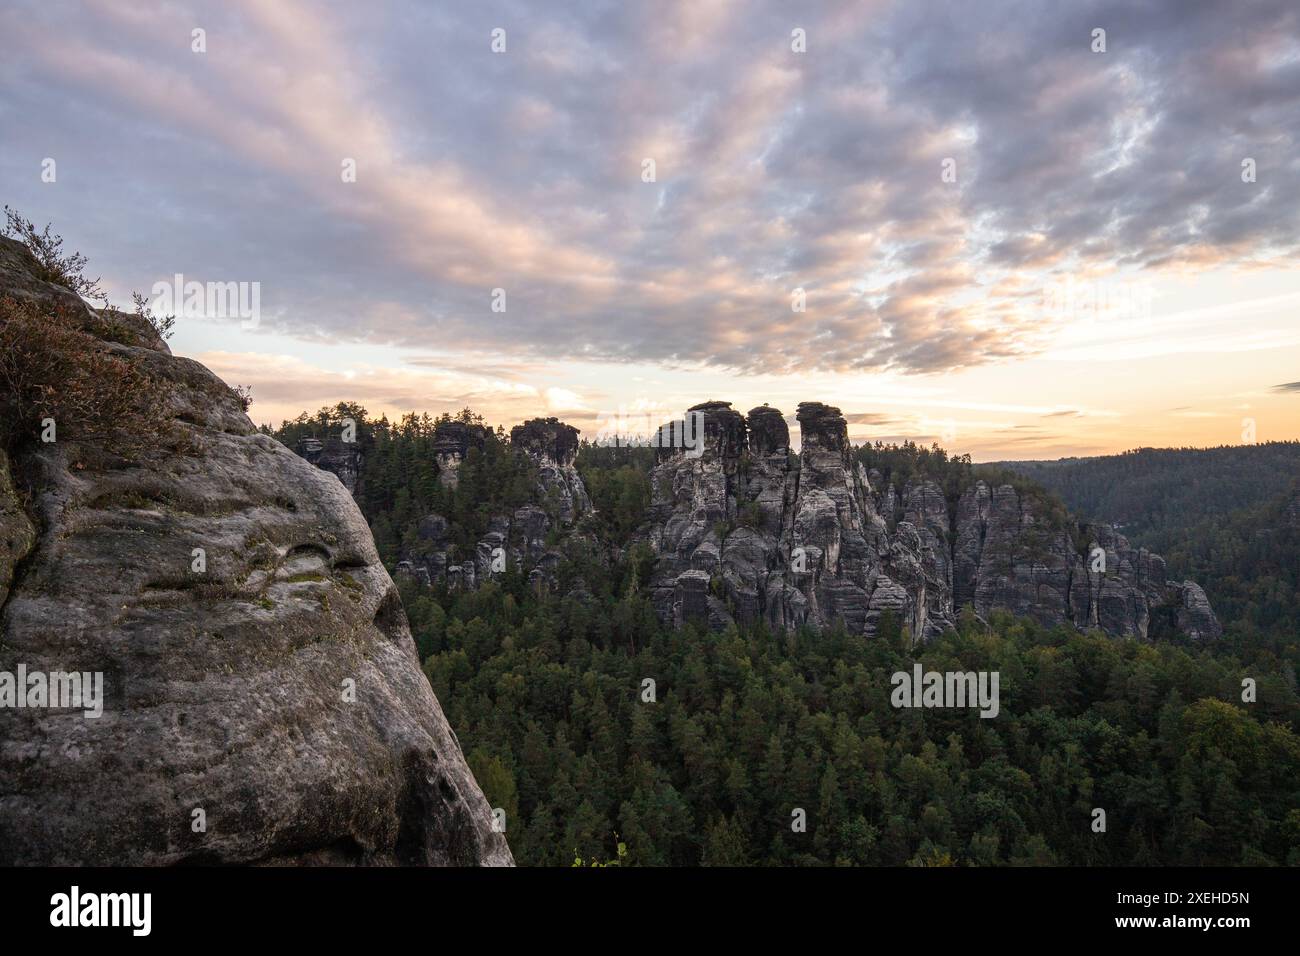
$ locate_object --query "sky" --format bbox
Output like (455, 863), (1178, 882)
(2, 0), (1298, 460)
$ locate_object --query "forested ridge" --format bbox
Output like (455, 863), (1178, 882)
(999, 443), (1300, 665)
(267, 403), (541, 558)
(996, 442), (1300, 546)
(273, 408), (1300, 866)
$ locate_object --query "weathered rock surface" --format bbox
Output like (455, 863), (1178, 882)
(635, 401), (1220, 643)
(431, 420), (489, 489)
(510, 418), (591, 524)
(0, 236), (511, 866)
(296, 436), (364, 496)
(0, 449), (36, 610)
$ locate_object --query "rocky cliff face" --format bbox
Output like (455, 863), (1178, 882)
(0, 236), (512, 865)
(296, 436), (364, 496)
(296, 392), (1219, 643)
(637, 401), (1220, 642)
(391, 418), (593, 594)
(431, 420), (489, 490)
(510, 417), (591, 524)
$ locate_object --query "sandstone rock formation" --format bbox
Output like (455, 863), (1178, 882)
(431, 420), (489, 489)
(510, 417), (591, 524)
(296, 436), (364, 496)
(0, 235), (511, 865)
(636, 401), (1220, 642)
(300, 392), (1219, 643)
(353, 400), (1223, 644)
(394, 418), (593, 593)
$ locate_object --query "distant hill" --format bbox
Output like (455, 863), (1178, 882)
(994, 442), (1300, 552)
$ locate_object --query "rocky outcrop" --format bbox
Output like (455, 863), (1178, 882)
(510, 418), (591, 524)
(296, 436), (364, 496)
(393, 418), (593, 595)
(0, 235), (511, 866)
(296, 390), (1220, 643)
(635, 400), (1220, 643)
(432, 420), (489, 489)
(397, 501), (571, 596)
(966, 485), (1221, 641)
(297, 416), (590, 592)
(1175, 581), (1221, 642)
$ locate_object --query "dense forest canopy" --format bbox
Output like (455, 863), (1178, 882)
(272, 407), (1300, 865)
(415, 580), (1299, 866)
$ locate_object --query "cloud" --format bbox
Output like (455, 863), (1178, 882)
(3, 0), (1298, 378)
(544, 387), (588, 413)
(196, 350), (544, 426)
(1273, 382), (1300, 393)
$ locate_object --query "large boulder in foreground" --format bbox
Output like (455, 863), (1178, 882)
(0, 235), (511, 865)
